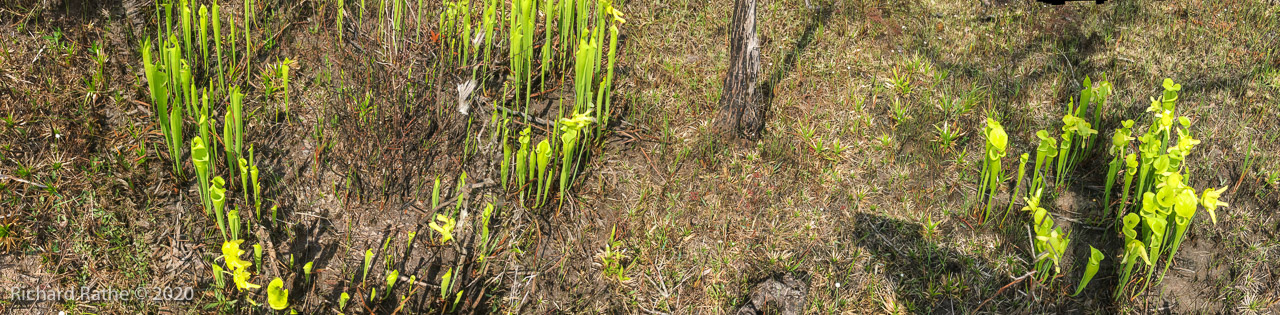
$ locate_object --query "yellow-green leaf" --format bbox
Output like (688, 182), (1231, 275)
(267, 277), (289, 310)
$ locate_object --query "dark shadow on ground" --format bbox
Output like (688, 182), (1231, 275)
(849, 212), (1117, 313)
(756, 5), (834, 137)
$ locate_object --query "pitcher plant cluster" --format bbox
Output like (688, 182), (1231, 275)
(974, 76), (1227, 300)
(488, 0), (625, 208)
(139, 0), (294, 311)
(1111, 79), (1226, 300)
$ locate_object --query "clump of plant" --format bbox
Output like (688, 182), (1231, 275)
(476, 202), (497, 261)
(489, 0), (626, 210)
(86, 42), (107, 98)
(1054, 110), (1096, 188)
(335, 0), (344, 42)
(572, 31), (597, 114)
(1029, 197), (1070, 283)
(977, 117), (1007, 222)
(1030, 130), (1058, 195)
(557, 111), (594, 201)
(508, 0), (536, 109)
(1018, 188), (1065, 283)
(141, 38), (187, 176)
(587, 1), (625, 134)
(1050, 76), (1109, 188)
(598, 225), (633, 282)
(439, 267), (463, 308)
(477, 0), (498, 67)
(1107, 78), (1228, 300)
(261, 58), (295, 119)
(1105, 120), (1135, 228)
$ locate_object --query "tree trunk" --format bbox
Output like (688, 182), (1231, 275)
(714, 0), (762, 140)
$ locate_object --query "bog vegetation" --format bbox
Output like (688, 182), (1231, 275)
(977, 76), (1232, 301)
(2, 0), (1277, 313)
(131, 0), (625, 312)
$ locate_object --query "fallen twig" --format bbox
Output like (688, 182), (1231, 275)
(0, 173), (48, 189)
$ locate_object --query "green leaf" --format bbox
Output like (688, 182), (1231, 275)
(1072, 246), (1104, 296)
(211, 176), (226, 213)
(362, 249), (373, 283)
(1200, 186), (1228, 224)
(536, 139), (552, 177)
(211, 264), (225, 288)
(455, 171), (468, 210)
(267, 278), (289, 310)
(385, 270), (399, 293)
(221, 239), (252, 271)
(429, 214), (456, 244)
(431, 176), (442, 209)
(1173, 188), (1198, 220)
(1036, 130), (1058, 157)
(985, 118), (1008, 158)
(1122, 213), (1141, 241)
(227, 208), (241, 240)
(253, 244), (263, 268)
(440, 267), (453, 299)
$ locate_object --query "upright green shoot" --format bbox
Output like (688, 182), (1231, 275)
(141, 38), (186, 177)
(192, 137), (213, 217)
(979, 118), (1007, 222)
(1031, 130), (1057, 194)
(224, 87), (245, 171)
(199, 5), (209, 68)
(1106, 120), (1135, 228)
(337, 0), (345, 42)
(211, 176), (228, 239)
(1001, 153), (1029, 225)
(1072, 246), (1104, 296)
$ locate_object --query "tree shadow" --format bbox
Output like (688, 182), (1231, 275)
(849, 212), (1117, 313)
(849, 212), (1003, 313)
(755, 5), (833, 137)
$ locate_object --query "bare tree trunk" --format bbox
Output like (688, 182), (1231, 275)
(714, 0), (762, 140)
